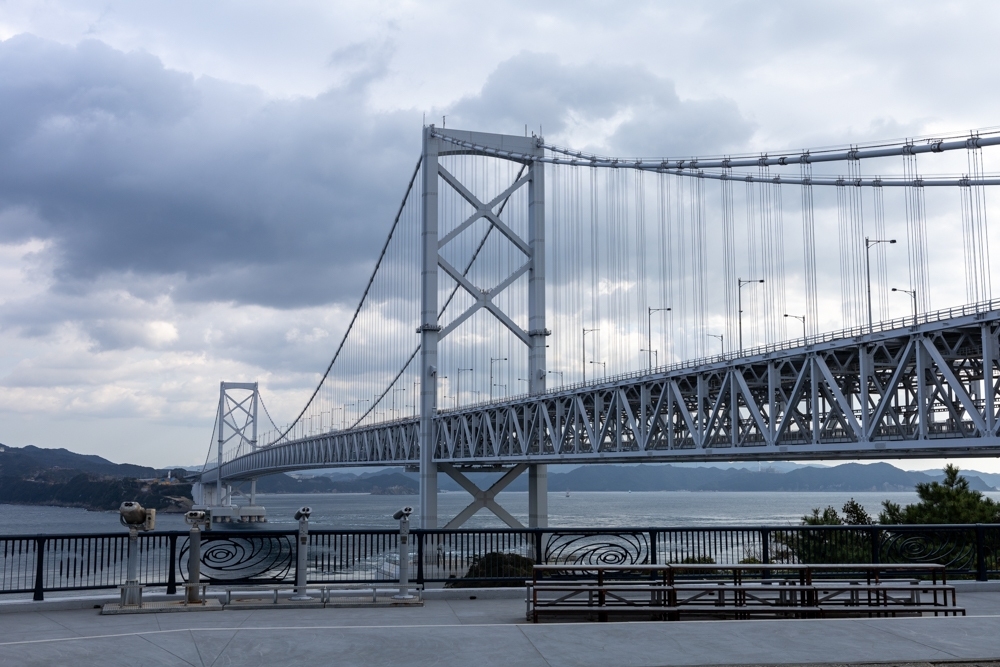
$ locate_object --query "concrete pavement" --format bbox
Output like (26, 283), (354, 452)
(2, 591), (1000, 666)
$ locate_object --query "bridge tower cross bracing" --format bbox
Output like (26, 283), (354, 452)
(419, 126), (548, 529)
(211, 381), (258, 507)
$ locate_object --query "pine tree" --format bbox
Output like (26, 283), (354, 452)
(878, 464), (1000, 524)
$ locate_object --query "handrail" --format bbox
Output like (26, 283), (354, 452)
(3, 523), (997, 600)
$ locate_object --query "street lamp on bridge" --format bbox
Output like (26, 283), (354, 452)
(590, 360), (606, 379)
(865, 236), (896, 331)
(640, 348), (658, 368)
(547, 370), (564, 388)
(647, 306), (671, 370)
(456, 368), (473, 407)
(707, 333), (724, 356)
(391, 388), (406, 418)
(738, 278), (764, 353)
(489, 358), (506, 400)
(784, 313), (806, 343)
(582, 328), (599, 383)
(892, 287), (918, 326)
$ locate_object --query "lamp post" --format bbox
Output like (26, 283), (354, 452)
(707, 333), (724, 356)
(547, 370), (564, 388)
(589, 360), (606, 378)
(456, 368), (473, 406)
(783, 313), (806, 343)
(640, 348), (658, 368)
(647, 307), (671, 370)
(489, 358), (506, 400)
(738, 278), (764, 353)
(391, 388), (406, 418)
(582, 328), (599, 383)
(865, 236), (896, 331)
(892, 287), (918, 327)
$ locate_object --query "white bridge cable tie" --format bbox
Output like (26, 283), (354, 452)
(535, 130), (1000, 168)
(430, 130), (1000, 187)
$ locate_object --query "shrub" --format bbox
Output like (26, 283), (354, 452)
(447, 551), (534, 588)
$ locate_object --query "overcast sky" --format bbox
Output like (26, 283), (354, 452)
(2, 1), (1000, 470)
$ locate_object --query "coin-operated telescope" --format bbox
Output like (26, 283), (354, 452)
(183, 511), (209, 604)
(290, 507), (313, 601)
(118, 502), (156, 607)
(392, 507), (414, 600)
(119, 501), (156, 531)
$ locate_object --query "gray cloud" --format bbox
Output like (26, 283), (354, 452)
(447, 52), (753, 156)
(0, 37), (752, 326)
(0, 34), (419, 310)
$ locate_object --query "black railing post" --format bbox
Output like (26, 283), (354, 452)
(761, 528), (770, 565)
(32, 537), (45, 601)
(976, 524), (988, 581)
(534, 530), (544, 565)
(416, 531), (424, 585)
(870, 526), (881, 565)
(166, 535), (177, 594)
(649, 531), (657, 565)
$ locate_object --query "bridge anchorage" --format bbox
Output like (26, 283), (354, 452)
(198, 125), (1000, 530)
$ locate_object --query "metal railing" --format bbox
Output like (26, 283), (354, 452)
(3, 524), (999, 599)
(434, 297), (1000, 416)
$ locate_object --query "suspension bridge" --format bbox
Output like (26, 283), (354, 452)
(196, 125), (1000, 530)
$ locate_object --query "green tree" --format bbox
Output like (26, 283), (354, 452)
(777, 498), (875, 564)
(802, 498), (874, 526)
(878, 464), (1000, 524)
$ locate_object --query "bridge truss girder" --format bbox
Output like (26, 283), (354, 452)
(201, 420), (418, 484)
(205, 309), (1000, 484)
(435, 312), (1000, 465)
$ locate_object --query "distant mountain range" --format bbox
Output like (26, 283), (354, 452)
(2, 442), (995, 502)
(249, 461), (996, 495)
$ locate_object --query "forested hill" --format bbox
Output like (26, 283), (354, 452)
(0, 444), (162, 480)
(0, 443), (190, 512)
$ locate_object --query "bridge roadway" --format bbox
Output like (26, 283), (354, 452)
(202, 301), (1000, 484)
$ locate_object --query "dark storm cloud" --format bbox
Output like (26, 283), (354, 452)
(0, 34), (419, 309)
(0, 38), (753, 326)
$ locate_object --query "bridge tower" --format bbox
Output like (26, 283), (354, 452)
(192, 381), (266, 526)
(419, 127), (549, 529)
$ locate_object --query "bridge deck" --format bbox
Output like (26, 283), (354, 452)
(204, 305), (1000, 483)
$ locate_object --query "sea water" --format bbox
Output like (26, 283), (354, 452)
(4, 490), (986, 535)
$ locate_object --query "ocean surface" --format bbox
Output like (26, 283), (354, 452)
(8, 490), (1000, 535)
